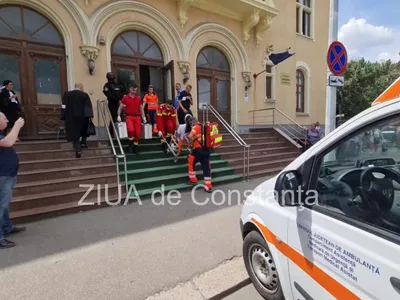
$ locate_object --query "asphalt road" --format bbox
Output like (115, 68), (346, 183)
(0, 177), (268, 300)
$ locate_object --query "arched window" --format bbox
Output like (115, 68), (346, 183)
(296, 70), (305, 112)
(0, 6), (63, 45)
(112, 31), (162, 61)
(196, 47), (229, 72)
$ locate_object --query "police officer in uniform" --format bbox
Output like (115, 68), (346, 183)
(103, 72), (123, 137)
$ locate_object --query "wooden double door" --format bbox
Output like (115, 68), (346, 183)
(197, 69), (231, 124)
(112, 58), (175, 104)
(0, 39), (67, 138)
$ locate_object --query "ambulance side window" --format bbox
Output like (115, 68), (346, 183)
(314, 115), (400, 238)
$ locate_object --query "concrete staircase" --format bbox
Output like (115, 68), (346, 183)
(215, 128), (300, 179)
(12, 140), (118, 222)
(10, 127), (300, 223)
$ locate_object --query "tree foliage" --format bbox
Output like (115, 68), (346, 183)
(337, 59), (400, 120)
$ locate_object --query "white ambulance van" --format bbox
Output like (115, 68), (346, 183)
(240, 95), (400, 299)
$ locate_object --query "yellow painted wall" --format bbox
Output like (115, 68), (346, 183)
(0, 0), (330, 128)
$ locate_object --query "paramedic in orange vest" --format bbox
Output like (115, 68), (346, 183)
(187, 119), (212, 192)
(143, 85), (159, 134)
(117, 84), (146, 154)
(157, 99), (177, 154)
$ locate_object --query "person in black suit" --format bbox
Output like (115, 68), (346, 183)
(63, 83), (93, 158)
(0, 80), (21, 135)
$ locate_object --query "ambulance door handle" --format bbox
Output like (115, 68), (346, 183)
(390, 277), (400, 295)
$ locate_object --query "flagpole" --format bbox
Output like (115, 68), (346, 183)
(325, 0), (339, 136)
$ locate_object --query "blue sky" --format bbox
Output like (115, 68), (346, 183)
(338, 0), (400, 61)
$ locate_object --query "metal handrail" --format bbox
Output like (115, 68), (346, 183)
(202, 104), (250, 181)
(97, 100), (129, 197)
(248, 108), (307, 147)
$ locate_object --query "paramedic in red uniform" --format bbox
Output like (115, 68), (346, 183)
(117, 84), (146, 154)
(157, 99), (177, 154)
(187, 119), (212, 192)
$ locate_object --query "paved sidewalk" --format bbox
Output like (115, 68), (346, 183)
(0, 177), (268, 300)
(145, 257), (250, 300)
(223, 284), (263, 300)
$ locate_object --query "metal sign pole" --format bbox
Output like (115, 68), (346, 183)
(325, 0), (339, 136)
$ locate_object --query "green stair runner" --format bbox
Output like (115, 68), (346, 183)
(112, 137), (241, 197)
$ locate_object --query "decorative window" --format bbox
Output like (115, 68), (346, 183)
(265, 64), (275, 101)
(296, 70), (305, 113)
(296, 0), (313, 38)
(0, 5), (63, 45)
(112, 31), (162, 61)
(196, 47), (230, 72)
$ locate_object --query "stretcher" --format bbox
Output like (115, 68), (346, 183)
(161, 131), (193, 162)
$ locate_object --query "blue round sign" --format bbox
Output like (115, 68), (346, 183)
(327, 41), (348, 76)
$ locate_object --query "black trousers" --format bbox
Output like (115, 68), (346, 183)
(73, 137), (87, 153)
(108, 102), (119, 136)
(178, 108), (192, 124)
(73, 118), (89, 153)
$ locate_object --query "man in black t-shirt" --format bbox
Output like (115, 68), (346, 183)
(177, 85), (193, 124)
(0, 113), (26, 249)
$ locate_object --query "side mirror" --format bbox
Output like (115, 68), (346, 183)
(275, 170), (304, 206)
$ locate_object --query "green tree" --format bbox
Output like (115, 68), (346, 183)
(337, 59), (400, 120)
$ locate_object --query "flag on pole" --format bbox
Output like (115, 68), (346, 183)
(372, 76), (400, 106)
(269, 50), (295, 66)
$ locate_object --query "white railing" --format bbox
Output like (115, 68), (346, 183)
(202, 104), (250, 181)
(97, 100), (129, 196)
(249, 108), (308, 148)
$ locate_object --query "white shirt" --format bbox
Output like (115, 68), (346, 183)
(177, 124), (187, 141)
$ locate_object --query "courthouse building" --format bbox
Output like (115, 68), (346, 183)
(0, 0), (329, 138)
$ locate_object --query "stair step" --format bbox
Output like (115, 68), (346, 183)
(248, 166), (284, 178)
(14, 172), (117, 196)
(10, 194), (122, 222)
(216, 147), (298, 159)
(11, 183), (120, 212)
(14, 140), (109, 151)
(19, 155), (115, 172)
(17, 164), (116, 183)
(11, 174), (242, 223)
(232, 158), (294, 174)
(121, 159), (228, 175)
(126, 167), (236, 190)
(131, 174), (242, 198)
(17, 147), (113, 160)
(226, 152), (298, 165)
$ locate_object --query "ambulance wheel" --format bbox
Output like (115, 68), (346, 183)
(243, 231), (284, 300)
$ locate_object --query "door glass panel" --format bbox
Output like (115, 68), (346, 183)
(143, 44), (162, 60)
(117, 68), (136, 95)
(216, 79), (228, 112)
(31, 23), (63, 45)
(121, 32), (138, 53)
(0, 19), (18, 38)
(139, 33), (154, 54)
(23, 8), (48, 35)
(0, 54), (21, 101)
(34, 59), (62, 105)
(0, 7), (23, 35)
(113, 38), (134, 56)
(198, 78), (211, 109)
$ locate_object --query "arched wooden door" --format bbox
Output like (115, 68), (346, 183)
(111, 30), (175, 103)
(196, 47), (231, 124)
(0, 5), (67, 138)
